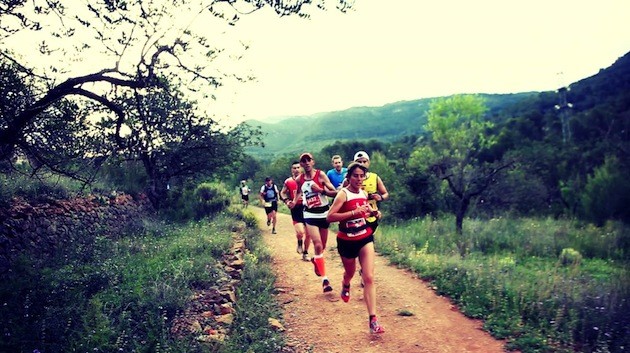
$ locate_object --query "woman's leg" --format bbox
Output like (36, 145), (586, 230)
(358, 242), (377, 316)
(340, 256), (356, 285)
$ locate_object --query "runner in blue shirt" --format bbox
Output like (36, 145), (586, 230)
(326, 154), (347, 190)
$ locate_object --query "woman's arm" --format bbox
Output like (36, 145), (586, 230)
(326, 190), (348, 223)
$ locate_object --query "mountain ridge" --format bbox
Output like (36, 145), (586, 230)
(244, 50), (630, 160)
(244, 92), (538, 160)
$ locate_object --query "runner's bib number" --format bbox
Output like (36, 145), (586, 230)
(305, 192), (323, 208)
(344, 218), (367, 237)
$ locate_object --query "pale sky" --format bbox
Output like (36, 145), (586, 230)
(5, 0), (630, 128)
(210, 0), (630, 126)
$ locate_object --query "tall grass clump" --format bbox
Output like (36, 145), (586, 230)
(376, 216), (630, 353)
(0, 171), (81, 206)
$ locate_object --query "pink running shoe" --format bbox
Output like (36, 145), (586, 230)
(369, 317), (385, 334)
(340, 283), (350, 302)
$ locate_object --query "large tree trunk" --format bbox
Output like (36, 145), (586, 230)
(140, 153), (167, 209)
(455, 196), (471, 257)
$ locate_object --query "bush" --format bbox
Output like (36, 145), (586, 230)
(559, 247), (582, 266)
(161, 182), (232, 222)
(581, 157), (630, 225)
(194, 182), (231, 218)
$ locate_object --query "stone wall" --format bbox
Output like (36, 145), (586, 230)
(0, 193), (153, 272)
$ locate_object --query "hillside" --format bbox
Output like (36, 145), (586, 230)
(245, 93), (537, 160)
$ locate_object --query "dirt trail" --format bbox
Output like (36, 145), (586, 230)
(252, 207), (511, 353)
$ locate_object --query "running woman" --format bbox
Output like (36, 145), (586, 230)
(292, 152), (338, 293)
(327, 162), (385, 334)
(342, 151), (390, 287)
(280, 161), (311, 261)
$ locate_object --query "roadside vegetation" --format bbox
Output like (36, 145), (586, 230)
(0, 176), (284, 353)
(376, 217), (629, 353)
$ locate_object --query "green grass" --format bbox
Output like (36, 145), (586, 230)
(0, 206), (283, 353)
(376, 216), (630, 353)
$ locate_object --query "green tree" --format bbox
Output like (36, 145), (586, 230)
(581, 157), (630, 225)
(410, 95), (512, 256)
(106, 83), (262, 208)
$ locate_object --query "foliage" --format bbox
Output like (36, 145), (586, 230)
(410, 95), (513, 255)
(219, 212), (285, 353)
(0, 170), (73, 206)
(231, 154), (263, 189)
(580, 157), (630, 225)
(375, 217), (630, 353)
(194, 182), (232, 218)
(248, 52), (630, 226)
(159, 181), (232, 222)
(0, 206), (285, 353)
(98, 158), (149, 195)
(100, 82), (262, 208)
(319, 140), (389, 165)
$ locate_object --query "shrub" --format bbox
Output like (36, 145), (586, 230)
(194, 182), (231, 218)
(161, 181), (232, 222)
(559, 248), (582, 266)
(580, 157), (630, 225)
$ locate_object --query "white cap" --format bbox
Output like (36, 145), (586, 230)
(353, 151), (370, 161)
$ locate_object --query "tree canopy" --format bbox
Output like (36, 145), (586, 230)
(0, 0), (353, 201)
(410, 95), (512, 255)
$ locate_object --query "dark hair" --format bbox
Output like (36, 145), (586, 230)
(291, 161), (300, 166)
(345, 162), (368, 179)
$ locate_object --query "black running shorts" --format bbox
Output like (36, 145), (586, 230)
(337, 234), (375, 259)
(290, 204), (305, 223)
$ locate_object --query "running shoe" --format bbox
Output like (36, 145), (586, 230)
(340, 283), (350, 302)
(296, 243), (303, 254)
(358, 268), (365, 288)
(266, 219), (271, 226)
(301, 252), (309, 261)
(322, 278), (333, 293)
(369, 317), (385, 334)
(272, 228), (277, 234)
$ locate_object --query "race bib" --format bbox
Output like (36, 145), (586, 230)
(305, 193), (322, 208)
(264, 202), (272, 207)
(344, 218), (367, 237)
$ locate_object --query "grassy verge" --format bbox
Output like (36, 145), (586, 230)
(0, 206), (283, 353)
(376, 216), (629, 353)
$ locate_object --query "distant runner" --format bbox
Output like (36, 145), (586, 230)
(239, 180), (251, 208)
(293, 152), (338, 293)
(326, 154), (347, 190)
(260, 177), (279, 234)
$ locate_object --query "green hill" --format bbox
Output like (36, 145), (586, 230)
(245, 92), (537, 160)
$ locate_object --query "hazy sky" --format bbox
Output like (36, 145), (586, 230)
(5, 0), (630, 127)
(210, 0), (630, 126)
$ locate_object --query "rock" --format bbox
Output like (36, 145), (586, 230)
(215, 313), (234, 325)
(190, 320), (202, 333)
(268, 317), (286, 332)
